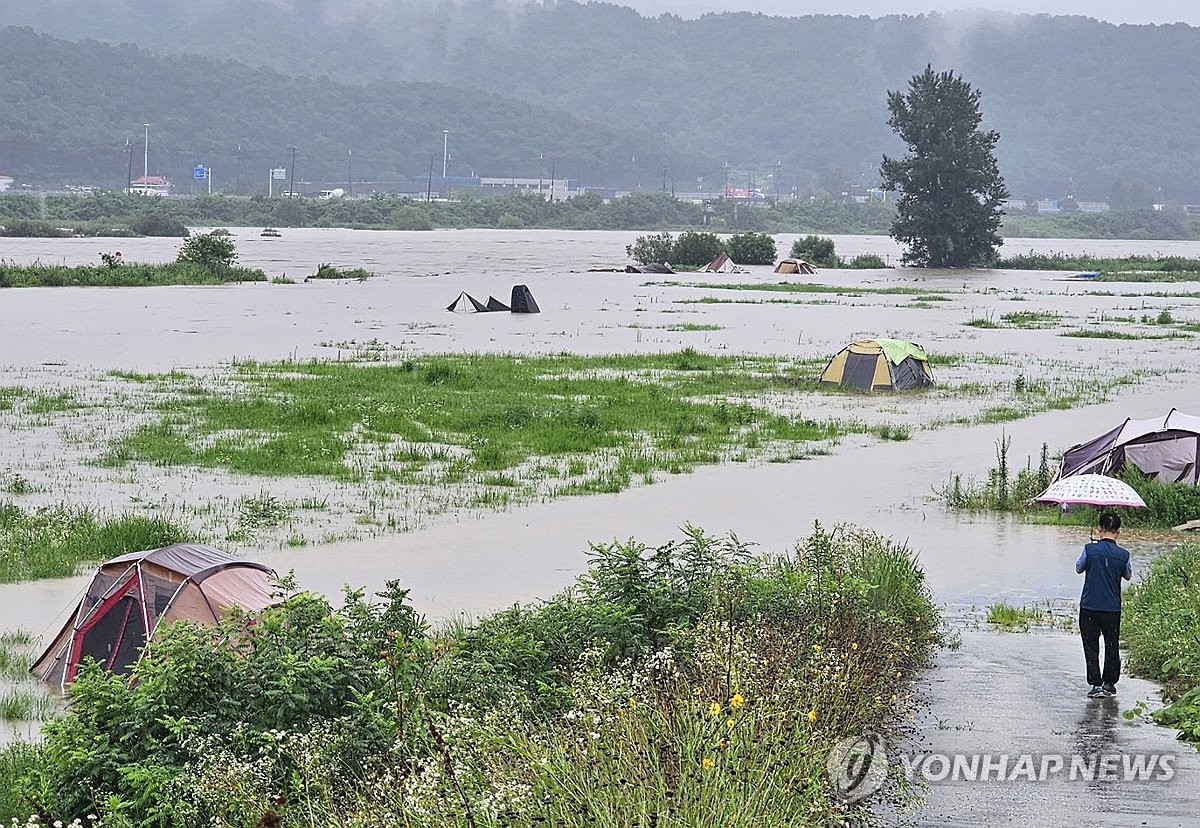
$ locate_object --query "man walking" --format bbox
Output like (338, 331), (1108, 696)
(1076, 511), (1132, 698)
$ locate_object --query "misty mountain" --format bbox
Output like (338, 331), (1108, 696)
(3, 1), (1200, 200)
(0, 27), (705, 190)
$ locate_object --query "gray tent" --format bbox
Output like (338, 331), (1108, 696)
(32, 544), (275, 689)
(511, 284), (540, 314)
(1058, 409), (1200, 485)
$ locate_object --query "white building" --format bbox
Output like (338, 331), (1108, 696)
(0, 175), (13, 192)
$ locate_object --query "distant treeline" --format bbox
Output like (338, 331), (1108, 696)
(3, 192), (1200, 240)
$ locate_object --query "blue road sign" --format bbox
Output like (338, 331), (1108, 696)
(193, 165), (208, 179)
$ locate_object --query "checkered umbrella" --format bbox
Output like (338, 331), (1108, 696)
(1035, 473), (1147, 508)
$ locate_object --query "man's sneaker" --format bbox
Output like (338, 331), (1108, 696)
(1087, 685), (1110, 698)
(1102, 683), (1117, 696)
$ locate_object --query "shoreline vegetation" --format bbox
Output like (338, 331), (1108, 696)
(0, 524), (941, 826)
(4, 191), (1200, 242)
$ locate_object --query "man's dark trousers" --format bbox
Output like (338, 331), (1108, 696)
(1079, 608), (1121, 686)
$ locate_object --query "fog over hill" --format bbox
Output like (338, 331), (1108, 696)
(3, 1), (1200, 201)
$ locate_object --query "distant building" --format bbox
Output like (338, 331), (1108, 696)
(1036, 198), (1061, 213)
(1001, 198), (1027, 211)
(1076, 201), (1110, 213)
(127, 175), (172, 196)
(0, 175), (13, 192)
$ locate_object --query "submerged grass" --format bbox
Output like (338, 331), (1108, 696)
(0, 502), (190, 582)
(99, 351), (846, 487)
(654, 279), (955, 297)
(0, 261), (267, 288)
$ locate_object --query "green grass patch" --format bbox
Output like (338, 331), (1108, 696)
(1124, 542), (1200, 741)
(0, 261), (267, 288)
(985, 602), (1062, 630)
(99, 351), (845, 487)
(652, 279), (954, 297)
(663, 322), (723, 331)
(998, 252), (1200, 281)
(0, 502), (191, 582)
(1060, 329), (1185, 340)
(1000, 310), (1061, 328)
(309, 262), (376, 280)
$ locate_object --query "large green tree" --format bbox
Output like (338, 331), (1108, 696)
(881, 66), (1008, 267)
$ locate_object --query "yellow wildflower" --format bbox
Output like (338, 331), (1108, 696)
(851, 642), (859, 651)
(629, 698), (638, 710)
(729, 693), (745, 709)
(807, 709), (818, 722)
(709, 701), (722, 716)
(812, 644), (822, 653)
(702, 757), (715, 770)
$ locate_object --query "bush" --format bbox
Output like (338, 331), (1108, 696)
(0, 218), (71, 238)
(497, 212), (525, 229)
(846, 253), (889, 268)
(626, 231), (675, 264)
(176, 232), (237, 270)
(392, 204), (434, 230)
(670, 230), (725, 267)
(5, 526), (940, 826)
(131, 212), (189, 237)
(790, 234), (838, 267)
(309, 262), (375, 280)
(725, 231), (776, 265)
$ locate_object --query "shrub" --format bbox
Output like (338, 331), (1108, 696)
(0, 218), (71, 238)
(176, 232), (237, 270)
(725, 231), (777, 265)
(626, 231), (675, 264)
(790, 234), (838, 267)
(131, 212), (189, 237)
(497, 212), (525, 229)
(846, 253), (889, 268)
(392, 204), (434, 230)
(309, 262), (375, 280)
(670, 230), (725, 267)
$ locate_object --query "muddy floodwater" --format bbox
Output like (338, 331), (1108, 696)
(3, 228), (1200, 626)
(5, 228), (1200, 811)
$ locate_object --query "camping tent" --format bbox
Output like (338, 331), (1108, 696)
(774, 258), (817, 275)
(447, 292), (489, 313)
(32, 544), (275, 690)
(701, 252), (746, 274)
(485, 295), (510, 312)
(1057, 409), (1200, 485)
(625, 263), (676, 274)
(819, 339), (934, 391)
(511, 284), (540, 314)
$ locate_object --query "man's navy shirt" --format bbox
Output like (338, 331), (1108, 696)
(1076, 538), (1132, 612)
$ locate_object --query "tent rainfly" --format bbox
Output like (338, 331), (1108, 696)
(1057, 409), (1200, 485)
(511, 284), (540, 314)
(774, 258), (817, 275)
(447, 292), (490, 313)
(32, 544), (275, 690)
(701, 252), (746, 273)
(819, 338), (933, 391)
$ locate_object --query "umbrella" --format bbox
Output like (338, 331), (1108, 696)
(1035, 473), (1147, 508)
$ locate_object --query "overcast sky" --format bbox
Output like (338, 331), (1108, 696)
(624, 0), (1199, 25)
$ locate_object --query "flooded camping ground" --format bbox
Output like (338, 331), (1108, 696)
(2, 228), (1200, 821)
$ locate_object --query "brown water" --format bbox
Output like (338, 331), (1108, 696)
(2, 228), (1199, 630)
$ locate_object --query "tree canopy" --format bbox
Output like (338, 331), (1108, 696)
(881, 66), (1008, 268)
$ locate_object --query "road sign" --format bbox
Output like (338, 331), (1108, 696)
(271, 168), (288, 180)
(193, 165), (209, 180)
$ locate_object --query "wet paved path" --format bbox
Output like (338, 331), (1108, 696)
(904, 628), (1200, 827)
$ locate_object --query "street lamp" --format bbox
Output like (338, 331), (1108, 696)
(143, 123), (150, 180)
(442, 129), (450, 179)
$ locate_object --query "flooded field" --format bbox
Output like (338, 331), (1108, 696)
(2, 227), (1200, 630)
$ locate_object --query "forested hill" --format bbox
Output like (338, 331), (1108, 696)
(4, 2), (1200, 201)
(0, 27), (707, 190)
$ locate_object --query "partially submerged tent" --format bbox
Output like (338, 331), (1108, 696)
(774, 258), (817, 275)
(485, 295), (510, 312)
(819, 339), (934, 391)
(1058, 409), (1200, 484)
(447, 291), (489, 313)
(32, 544), (275, 690)
(625, 263), (676, 274)
(701, 252), (745, 274)
(511, 284), (540, 314)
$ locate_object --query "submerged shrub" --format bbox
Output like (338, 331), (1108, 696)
(725, 231), (777, 265)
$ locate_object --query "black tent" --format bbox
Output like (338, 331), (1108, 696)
(511, 284), (540, 314)
(486, 295), (511, 312)
(447, 292), (489, 313)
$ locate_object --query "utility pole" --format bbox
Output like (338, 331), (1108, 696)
(549, 158), (556, 203)
(442, 129), (450, 179)
(143, 123), (150, 180)
(288, 146), (297, 198)
(427, 156), (434, 202)
(662, 164), (667, 194)
(125, 138), (134, 193)
(347, 148), (353, 197)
